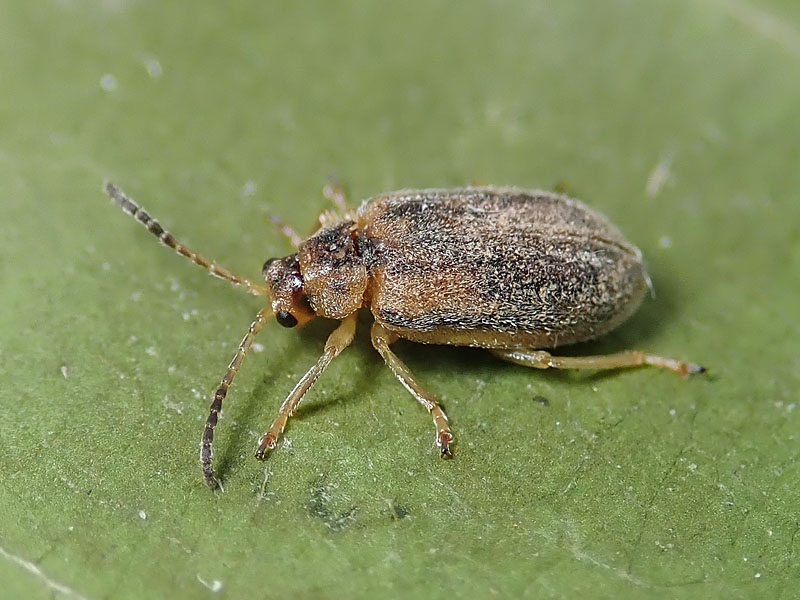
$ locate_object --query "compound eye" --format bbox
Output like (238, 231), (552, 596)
(276, 311), (298, 328)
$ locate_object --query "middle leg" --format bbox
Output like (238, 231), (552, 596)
(370, 323), (454, 457)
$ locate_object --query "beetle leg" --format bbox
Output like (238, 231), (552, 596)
(255, 313), (358, 459)
(323, 176), (353, 213)
(202, 306), (271, 490)
(370, 323), (454, 457)
(490, 349), (706, 377)
(267, 214), (304, 249)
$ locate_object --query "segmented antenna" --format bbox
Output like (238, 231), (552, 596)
(202, 306), (271, 489)
(105, 182), (268, 296)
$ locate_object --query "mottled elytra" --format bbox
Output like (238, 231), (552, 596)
(104, 182), (705, 489)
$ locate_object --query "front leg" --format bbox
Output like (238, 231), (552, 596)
(370, 323), (454, 457)
(255, 313), (358, 458)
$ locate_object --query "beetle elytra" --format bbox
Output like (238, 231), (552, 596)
(105, 182), (704, 489)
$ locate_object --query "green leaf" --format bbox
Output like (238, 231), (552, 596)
(1, 1), (798, 598)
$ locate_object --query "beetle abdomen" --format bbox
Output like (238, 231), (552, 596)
(358, 187), (647, 349)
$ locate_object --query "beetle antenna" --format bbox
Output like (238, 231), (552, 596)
(201, 305), (272, 489)
(105, 182), (268, 297)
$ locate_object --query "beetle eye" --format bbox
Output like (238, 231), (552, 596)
(276, 311), (298, 328)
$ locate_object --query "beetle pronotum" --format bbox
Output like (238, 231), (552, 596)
(105, 182), (704, 489)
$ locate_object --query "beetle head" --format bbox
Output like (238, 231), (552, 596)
(262, 255), (315, 328)
(263, 222), (367, 327)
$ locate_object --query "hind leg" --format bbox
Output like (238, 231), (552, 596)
(491, 348), (705, 377)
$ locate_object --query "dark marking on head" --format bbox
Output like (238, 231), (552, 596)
(262, 257), (280, 276)
(298, 222), (368, 319)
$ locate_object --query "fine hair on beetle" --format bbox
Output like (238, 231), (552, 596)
(105, 181), (705, 489)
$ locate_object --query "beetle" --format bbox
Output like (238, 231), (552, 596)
(105, 182), (704, 489)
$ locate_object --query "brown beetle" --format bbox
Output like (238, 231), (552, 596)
(105, 182), (704, 489)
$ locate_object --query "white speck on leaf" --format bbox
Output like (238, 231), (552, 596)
(646, 154), (672, 197)
(60, 365), (69, 379)
(163, 395), (184, 414)
(100, 74), (117, 92)
(197, 575), (224, 593)
(138, 510), (147, 520)
(242, 180), (256, 196)
(143, 57), (163, 78)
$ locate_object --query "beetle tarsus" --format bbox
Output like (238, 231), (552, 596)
(438, 431), (454, 458)
(202, 460), (224, 491)
(202, 462), (218, 489)
(255, 433), (277, 460)
(680, 361), (708, 377)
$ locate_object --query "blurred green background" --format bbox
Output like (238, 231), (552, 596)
(1, 1), (799, 598)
